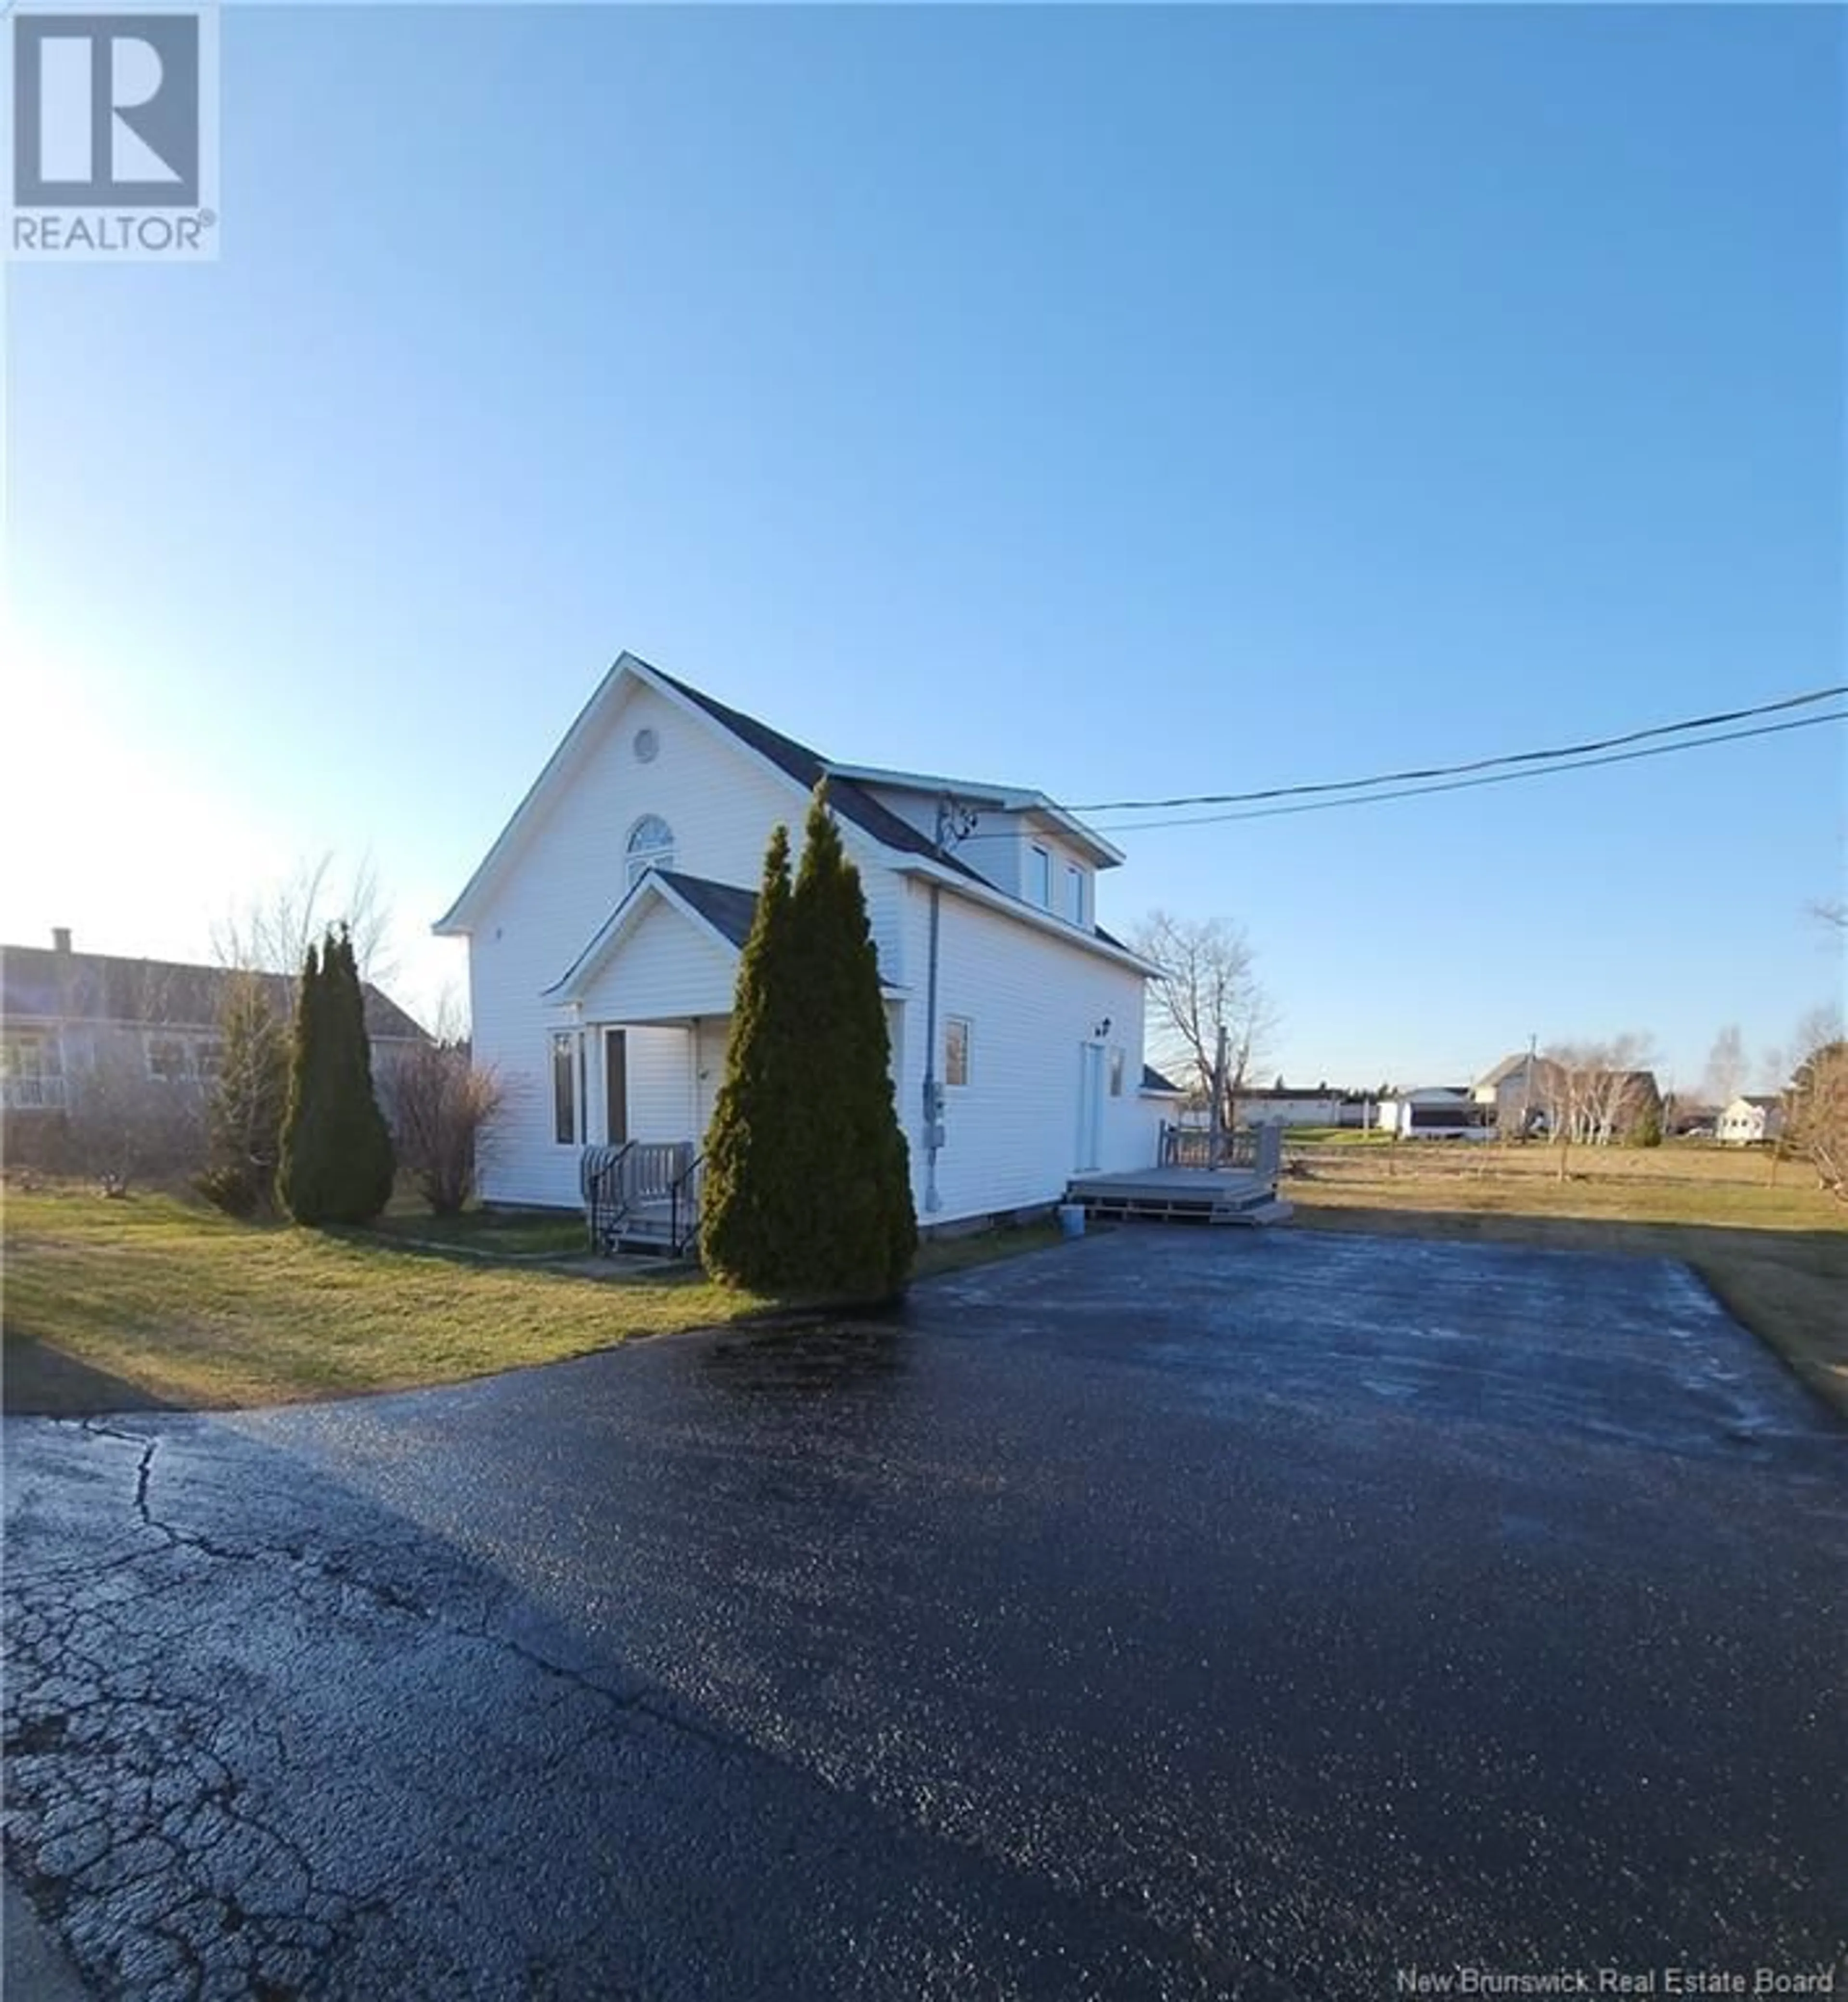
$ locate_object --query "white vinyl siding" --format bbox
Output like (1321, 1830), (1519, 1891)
(459, 667), (1155, 1214)
(465, 677), (908, 1208)
(892, 876), (1158, 1223)
(576, 897), (739, 1024)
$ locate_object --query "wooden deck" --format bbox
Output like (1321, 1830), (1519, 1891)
(1065, 1166), (1294, 1227)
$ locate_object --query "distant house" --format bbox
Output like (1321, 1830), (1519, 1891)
(1666, 1100), (1721, 1138)
(1716, 1095), (1786, 1146)
(1230, 1084), (1371, 1129)
(0, 928), (429, 1120)
(1375, 1087), (1497, 1140)
(1473, 1051), (1661, 1142)
(1473, 1052), (1547, 1134)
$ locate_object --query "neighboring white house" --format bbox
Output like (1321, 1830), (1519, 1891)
(1237, 1086), (1372, 1129)
(1374, 1088), (1497, 1140)
(1716, 1095), (1786, 1145)
(434, 654), (1173, 1225)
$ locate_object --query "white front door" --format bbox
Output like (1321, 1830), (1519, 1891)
(1077, 1042), (1105, 1171)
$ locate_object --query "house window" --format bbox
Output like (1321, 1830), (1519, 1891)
(944, 1017), (971, 1089)
(1028, 845), (1052, 909)
(193, 1039), (223, 1082)
(148, 1037), (189, 1081)
(552, 1032), (578, 1144)
(1, 1034), (59, 1079)
(1109, 1047), (1125, 1097)
(626, 815), (675, 890)
(1066, 865), (1086, 924)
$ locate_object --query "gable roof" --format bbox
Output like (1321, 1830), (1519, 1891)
(653, 870), (758, 951)
(1, 943), (429, 1042)
(1475, 1051), (1535, 1089)
(821, 761), (1126, 868)
(644, 667), (985, 884)
(1140, 1063), (1186, 1095)
(438, 653), (1173, 947)
(545, 868), (904, 1006)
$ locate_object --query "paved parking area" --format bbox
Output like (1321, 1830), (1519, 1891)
(5, 1226), (1845, 1999)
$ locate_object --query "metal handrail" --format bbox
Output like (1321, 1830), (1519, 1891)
(668, 1152), (705, 1258)
(580, 1141), (635, 1251)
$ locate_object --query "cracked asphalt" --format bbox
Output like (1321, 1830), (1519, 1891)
(5, 1226), (1846, 2000)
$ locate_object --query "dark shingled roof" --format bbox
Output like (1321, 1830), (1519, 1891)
(559, 870), (904, 993)
(1141, 1063), (1185, 1094)
(1, 944), (430, 1043)
(653, 872), (759, 951)
(647, 665), (983, 884)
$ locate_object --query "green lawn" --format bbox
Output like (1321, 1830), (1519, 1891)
(363, 1208), (593, 1257)
(0, 1190), (1063, 1413)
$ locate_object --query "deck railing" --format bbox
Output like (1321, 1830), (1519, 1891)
(580, 1140), (698, 1252)
(1158, 1121), (1284, 1181)
(1, 1077), (69, 1111)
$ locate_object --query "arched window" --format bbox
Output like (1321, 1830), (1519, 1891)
(626, 814), (675, 889)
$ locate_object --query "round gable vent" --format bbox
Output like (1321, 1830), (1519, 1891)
(633, 727), (660, 764)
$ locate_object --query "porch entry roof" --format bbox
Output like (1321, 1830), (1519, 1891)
(545, 869), (905, 1010)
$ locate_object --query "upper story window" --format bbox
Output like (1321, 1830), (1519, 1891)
(1, 1033), (59, 1079)
(1065, 864), (1087, 925)
(1027, 844), (1052, 909)
(626, 815), (676, 890)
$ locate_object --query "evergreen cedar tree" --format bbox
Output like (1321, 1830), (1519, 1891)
(700, 786), (918, 1297)
(277, 928), (396, 1226)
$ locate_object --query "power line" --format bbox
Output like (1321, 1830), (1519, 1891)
(1082, 710), (1847, 834)
(1059, 684), (1848, 815)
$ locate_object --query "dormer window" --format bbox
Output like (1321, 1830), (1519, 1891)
(1065, 864), (1086, 925)
(626, 815), (675, 890)
(1028, 843), (1052, 909)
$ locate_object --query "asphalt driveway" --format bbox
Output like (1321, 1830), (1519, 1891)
(5, 1227), (1845, 1999)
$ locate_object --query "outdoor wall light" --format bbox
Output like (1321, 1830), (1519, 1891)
(1093, 1016), (1112, 1039)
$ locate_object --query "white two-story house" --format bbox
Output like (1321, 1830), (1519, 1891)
(435, 654), (1178, 1225)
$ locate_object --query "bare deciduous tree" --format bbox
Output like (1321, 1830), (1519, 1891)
(1131, 911), (1277, 1130)
(379, 1040), (507, 1215)
(1785, 1039), (1848, 1199)
(65, 1045), (206, 1194)
(213, 852), (397, 987)
(1537, 1033), (1657, 1175)
(194, 971), (291, 1216)
(55, 961), (209, 1192)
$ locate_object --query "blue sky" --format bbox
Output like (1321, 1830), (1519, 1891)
(5, 3), (1843, 1095)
